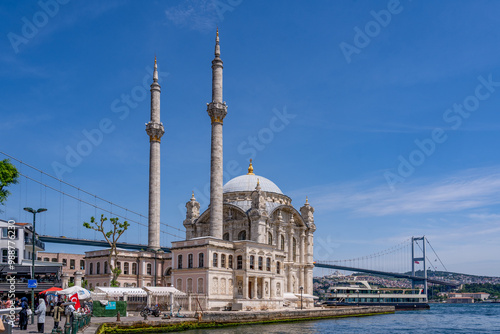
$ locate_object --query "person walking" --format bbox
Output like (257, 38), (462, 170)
(52, 301), (64, 330)
(18, 297), (29, 330)
(34, 297), (46, 333)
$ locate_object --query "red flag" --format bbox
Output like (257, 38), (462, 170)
(414, 261), (420, 264)
(70, 293), (81, 310)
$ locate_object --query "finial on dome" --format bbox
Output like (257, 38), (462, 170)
(255, 178), (261, 191)
(191, 191), (195, 200)
(247, 159), (254, 175)
(306, 196), (309, 204)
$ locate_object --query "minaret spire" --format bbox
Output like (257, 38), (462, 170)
(146, 56), (165, 250)
(207, 30), (228, 239)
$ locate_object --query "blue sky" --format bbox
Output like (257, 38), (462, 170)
(1, 0), (500, 276)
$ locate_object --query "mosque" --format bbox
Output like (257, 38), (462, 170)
(85, 31), (317, 310)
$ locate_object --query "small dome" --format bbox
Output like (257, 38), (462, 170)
(223, 174), (283, 194)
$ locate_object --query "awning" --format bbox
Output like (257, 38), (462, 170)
(143, 286), (186, 296)
(296, 293), (319, 300)
(94, 287), (147, 297)
(284, 293), (299, 301)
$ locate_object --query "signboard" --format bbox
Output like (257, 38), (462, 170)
(28, 279), (37, 288)
(105, 302), (116, 310)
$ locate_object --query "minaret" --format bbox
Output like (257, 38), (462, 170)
(207, 29), (227, 239)
(146, 57), (165, 250)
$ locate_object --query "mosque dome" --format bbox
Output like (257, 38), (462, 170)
(223, 160), (283, 194)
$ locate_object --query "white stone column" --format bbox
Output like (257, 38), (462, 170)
(243, 275), (248, 299)
(207, 30), (227, 239)
(146, 58), (164, 251)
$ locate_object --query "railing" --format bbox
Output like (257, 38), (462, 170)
(25, 237), (45, 249)
(57, 313), (91, 334)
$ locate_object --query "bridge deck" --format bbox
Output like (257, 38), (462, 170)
(38, 235), (170, 252)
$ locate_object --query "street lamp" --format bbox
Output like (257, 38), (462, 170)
(23, 207), (47, 324)
(299, 286), (304, 310)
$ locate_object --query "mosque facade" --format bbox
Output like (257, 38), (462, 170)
(85, 31), (316, 310)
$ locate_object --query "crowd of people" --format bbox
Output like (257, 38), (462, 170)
(1, 294), (92, 333)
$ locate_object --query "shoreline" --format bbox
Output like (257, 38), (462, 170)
(93, 306), (395, 334)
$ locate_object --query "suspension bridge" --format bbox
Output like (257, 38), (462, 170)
(1, 151), (458, 289)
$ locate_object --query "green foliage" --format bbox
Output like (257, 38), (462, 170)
(459, 283), (500, 298)
(0, 159), (19, 207)
(68, 281), (75, 287)
(83, 214), (130, 285)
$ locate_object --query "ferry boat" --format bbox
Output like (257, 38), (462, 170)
(322, 280), (429, 310)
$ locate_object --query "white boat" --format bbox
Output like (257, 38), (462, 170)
(322, 279), (429, 310)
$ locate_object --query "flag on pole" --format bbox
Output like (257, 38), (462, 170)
(414, 261), (420, 264)
(70, 293), (81, 310)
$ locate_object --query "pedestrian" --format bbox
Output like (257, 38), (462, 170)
(52, 301), (64, 329)
(19, 297), (29, 330)
(34, 297), (46, 333)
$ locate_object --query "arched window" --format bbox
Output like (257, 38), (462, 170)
(258, 256), (263, 270)
(177, 254), (183, 269)
(238, 230), (246, 240)
(89, 263), (93, 275)
(165, 267), (172, 276)
(280, 235), (285, 251)
(188, 254), (193, 268)
(176, 278), (182, 290)
(80, 260), (85, 270)
(221, 254), (226, 268)
(293, 237), (297, 261)
(198, 253), (204, 268)
(223, 233), (229, 241)
(132, 263), (137, 275)
(268, 232), (273, 245)
(124, 262), (129, 275)
(228, 255), (233, 269)
(116, 261), (121, 272)
(104, 261), (108, 274)
(147, 263), (152, 275)
(197, 278), (204, 293)
(237, 255), (243, 269)
(43, 257), (49, 262)
(277, 261), (281, 274)
(96, 283), (99, 287)
(96, 262), (100, 275)
(213, 253), (218, 267)
(103, 282), (107, 287)
(249, 255), (255, 270)
(187, 278), (193, 293)
(266, 257), (271, 271)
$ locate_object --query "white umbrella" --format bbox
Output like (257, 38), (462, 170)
(56, 286), (92, 300)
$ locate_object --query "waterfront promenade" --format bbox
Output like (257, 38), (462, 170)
(11, 306), (394, 333)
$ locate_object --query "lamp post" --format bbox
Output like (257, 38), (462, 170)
(23, 207), (47, 325)
(299, 286), (304, 310)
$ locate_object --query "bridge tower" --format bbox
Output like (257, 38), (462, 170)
(411, 236), (427, 299)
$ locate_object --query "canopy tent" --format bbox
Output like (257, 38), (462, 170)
(40, 287), (62, 295)
(283, 293), (299, 301)
(56, 286), (91, 300)
(142, 286), (186, 296)
(296, 294), (319, 300)
(94, 287), (147, 297)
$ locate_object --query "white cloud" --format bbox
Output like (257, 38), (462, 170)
(165, 0), (219, 32)
(297, 167), (500, 217)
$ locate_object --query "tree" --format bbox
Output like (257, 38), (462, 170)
(0, 159), (19, 209)
(83, 214), (130, 287)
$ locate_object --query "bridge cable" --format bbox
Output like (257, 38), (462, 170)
(426, 239), (448, 272)
(1, 151), (184, 233)
(18, 172), (182, 239)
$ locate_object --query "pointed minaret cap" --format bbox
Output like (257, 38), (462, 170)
(305, 196), (309, 205)
(191, 191), (196, 201)
(153, 56), (158, 82)
(215, 28), (221, 58)
(247, 159), (254, 175)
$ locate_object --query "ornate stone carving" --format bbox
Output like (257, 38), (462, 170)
(207, 102), (227, 124)
(145, 121), (165, 142)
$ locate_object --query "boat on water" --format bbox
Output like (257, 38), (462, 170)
(322, 280), (429, 310)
